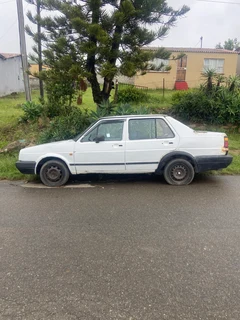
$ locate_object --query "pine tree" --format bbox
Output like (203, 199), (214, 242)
(40, 0), (189, 104)
(25, 0), (47, 99)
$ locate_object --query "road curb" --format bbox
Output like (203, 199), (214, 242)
(21, 183), (95, 189)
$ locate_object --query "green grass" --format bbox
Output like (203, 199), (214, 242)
(0, 89), (96, 148)
(0, 152), (26, 180)
(220, 154), (240, 174)
(0, 89), (96, 180)
(80, 91), (97, 110)
(121, 88), (173, 111)
(227, 133), (240, 150)
(0, 88), (240, 180)
(0, 91), (41, 127)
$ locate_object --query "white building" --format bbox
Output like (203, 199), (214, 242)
(0, 53), (24, 97)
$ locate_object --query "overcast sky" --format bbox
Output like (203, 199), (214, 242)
(0, 0), (240, 54)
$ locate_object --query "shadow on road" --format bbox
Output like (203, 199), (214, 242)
(68, 172), (218, 185)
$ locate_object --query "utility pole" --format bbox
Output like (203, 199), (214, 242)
(37, 0), (44, 99)
(200, 36), (203, 48)
(16, 0), (31, 101)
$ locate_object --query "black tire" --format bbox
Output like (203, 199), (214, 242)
(163, 158), (195, 186)
(39, 160), (70, 187)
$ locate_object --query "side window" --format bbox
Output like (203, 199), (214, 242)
(156, 119), (174, 139)
(129, 119), (155, 140)
(81, 121), (124, 142)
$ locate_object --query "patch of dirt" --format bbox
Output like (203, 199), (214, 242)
(229, 150), (240, 155)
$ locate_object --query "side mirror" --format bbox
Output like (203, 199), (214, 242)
(94, 135), (105, 143)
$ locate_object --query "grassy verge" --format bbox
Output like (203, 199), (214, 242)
(0, 89), (239, 181)
(0, 152), (25, 180)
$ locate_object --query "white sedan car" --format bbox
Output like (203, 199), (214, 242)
(16, 115), (233, 186)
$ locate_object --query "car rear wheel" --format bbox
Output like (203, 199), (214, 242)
(39, 160), (70, 187)
(163, 159), (195, 186)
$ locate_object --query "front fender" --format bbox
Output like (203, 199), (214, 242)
(35, 153), (75, 174)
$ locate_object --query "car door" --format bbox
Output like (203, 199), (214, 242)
(125, 117), (179, 172)
(73, 119), (126, 173)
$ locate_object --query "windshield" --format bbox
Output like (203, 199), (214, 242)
(73, 120), (98, 141)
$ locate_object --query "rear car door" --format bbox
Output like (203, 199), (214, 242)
(125, 118), (179, 172)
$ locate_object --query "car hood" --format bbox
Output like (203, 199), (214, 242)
(20, 140), (75, 154)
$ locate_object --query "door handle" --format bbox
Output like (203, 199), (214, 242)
(162, 141), (174, 146)
(112, 144), (123, 148)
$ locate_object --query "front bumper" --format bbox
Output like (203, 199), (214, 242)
(195, 155), (233, 173)
(16, 161), (36, 174)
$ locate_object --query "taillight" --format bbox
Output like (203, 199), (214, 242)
(224, 136), (229, 149)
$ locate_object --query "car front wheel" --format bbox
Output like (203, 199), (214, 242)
(39, 160), (70, 187)
(163, 158), (195, 186)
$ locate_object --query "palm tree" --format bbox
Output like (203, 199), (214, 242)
(215, 74), (225, 87)
(202, 68), (217, 93)
(226, 75), (240, 92)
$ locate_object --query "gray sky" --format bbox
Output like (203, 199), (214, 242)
(0, 0), (239, 54)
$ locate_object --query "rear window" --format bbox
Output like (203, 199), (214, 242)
(129, 118), (174, 140)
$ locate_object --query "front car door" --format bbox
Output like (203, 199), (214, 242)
(73, 119), (126, 173)
(125, 117), (179, 172)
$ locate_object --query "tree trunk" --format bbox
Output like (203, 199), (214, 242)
(86, 0), (102, 105)
(101, 78), (113, 102)
(87, 72), (102, 105)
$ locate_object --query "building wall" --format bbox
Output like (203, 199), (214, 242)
(186, 52), (238, 88)
(0, 56), (24, 96)
(133, 59), (177, 90)
(29, 63), (49, 78)
(97, 74), (134, 85)
(133, 51), (238, 89)
(236, 55), (240, 75)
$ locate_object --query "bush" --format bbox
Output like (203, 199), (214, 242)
(114, 103), (135, 115)
(171, 90), (189, 104)
(171, 88), (240, 125)
(117, 86), (149, 104)
(44, 102), (64, 119)
(39, 106), (91, 143)
(20, 101), (44, 122)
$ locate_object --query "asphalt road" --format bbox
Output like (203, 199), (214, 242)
(1, 175), (240, 320)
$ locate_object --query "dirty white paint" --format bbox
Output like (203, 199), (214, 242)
(0, 55), (24, 97)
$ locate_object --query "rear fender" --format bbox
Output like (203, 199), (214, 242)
(155, 151), (198, 174)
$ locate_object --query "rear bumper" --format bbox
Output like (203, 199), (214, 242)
(195, 155), (233, 173)
(16, 161), (36, 174)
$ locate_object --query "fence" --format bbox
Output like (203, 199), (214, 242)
(131, 79), (203, 90)
(117, 82), (148, 91)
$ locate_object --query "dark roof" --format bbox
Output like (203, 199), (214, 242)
(143, 47), (238, 55)
(0, 53), (21, 59)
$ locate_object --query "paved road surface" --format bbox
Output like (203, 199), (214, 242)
(1, 175), (240, 320)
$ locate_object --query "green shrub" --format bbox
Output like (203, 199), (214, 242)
(134, 105), (152, 114)
(113, 103), (152, 115)
(114, 103), (135, 115)
(117, 86), (149, 104)
(171, 88), (240, 125)
(44, 102), (64, 119)
(171, 90), (189, 104)
(20, 101), (44, 122)
(39, 106), (91, 143)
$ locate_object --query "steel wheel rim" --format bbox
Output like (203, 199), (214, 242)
(45, 165), (62, 182)
(170, 164), (187, 181)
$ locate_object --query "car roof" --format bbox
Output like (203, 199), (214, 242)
(100, 114), (167, 120)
